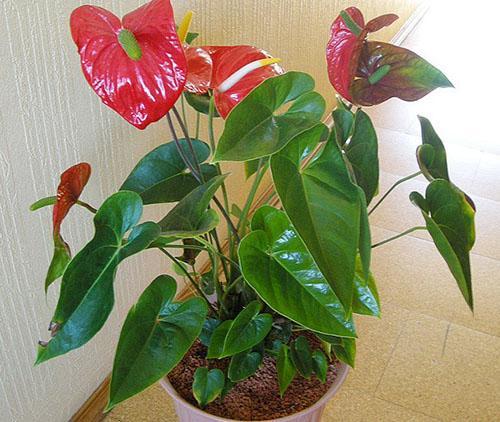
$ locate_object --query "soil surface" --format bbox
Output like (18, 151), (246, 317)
(168, 338), (341, 421)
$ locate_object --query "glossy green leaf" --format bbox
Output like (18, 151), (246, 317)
(345, 110), (379, 205)
(357, 187), (371, 281)
(184, 92), (220, 117)
(214, 72), (326, 162)
(271, 125), (361, 311)
(207, 320), (232, 359)
(351, 42), (453, 106)
(239, 205), (356, 337)
(244, 157), (269, 179)
(312, 350), (328, 383)
(410, 180), (475, 310)
(228, 350), (262, 382)
(200, 318), (221, 347)
(121, 140), (217, 205)
(416, 116), (449, 181)
(290, 336), (313, 379)
(36, 192), (160, 364)
(220, 301), (272, 358)
(277, 344), (296, 397)
(352, 257), (380, 317)
(107, 275), (207, 409)
(317, 334), (356, 368)
(44, 236), (71, 293)
(332, 108), (354, 146)
(158, 175), (226, 237)
(193, 368), (225, 408)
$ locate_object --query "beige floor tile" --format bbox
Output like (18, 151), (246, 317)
(472, 153), (500, 203)
(370, 226), (500, 338)
(376, 313), (500, 421)
(326, 387), (439, 422)
(346, 304), (410, 393)
(106, 383), (178, 422)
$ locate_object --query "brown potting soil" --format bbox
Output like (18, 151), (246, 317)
(167, 339), (341, 421)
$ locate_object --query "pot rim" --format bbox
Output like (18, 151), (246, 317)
(160, 361), (349, 422)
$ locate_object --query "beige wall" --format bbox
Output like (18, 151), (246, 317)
(0, 1), (418, 421)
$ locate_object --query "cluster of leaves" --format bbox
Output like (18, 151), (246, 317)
(31, 5), (476, 414)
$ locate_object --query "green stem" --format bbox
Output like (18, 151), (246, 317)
(237, 158), (267, 236)
(195, 112), (201, 140)
(371, 226), (427, 249)
(221, 275), (243, 303)
(181, 95), (188, 132)
(76, 200), (97, 214)
(159, 248), (217, 314)
(368, 171), (422, 216)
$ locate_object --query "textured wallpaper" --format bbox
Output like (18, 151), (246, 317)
(0, 1), (418, 421)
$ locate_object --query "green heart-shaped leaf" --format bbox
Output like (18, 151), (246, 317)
(108, 275), (208, 409)
(239, 205), (356, 337)
(290, 336), (313, 379)
(332, 108), (354, 147)
(351, 42), (453, 106)
(345, 110), (379, 205)
(158, 175), (227, 237)
(416, 116), (450, 181)
(45, 236), (71, 293)
(219, 301), (272, 358)
(193, 368), (225, 408)
(271, 124), (361, 311)
(410, 179), (475, 310)
(277, 344), (296, 397)
(352, 257), (380, 317)
(312, 350), (328, 383)
(228, 350), (263, 382)
(214, 72), (326, 162)
(207, 320), (232, 359)
(36, 192), (160, 364)
(121, 139), (217, 205)
(317, 334), (356, 368)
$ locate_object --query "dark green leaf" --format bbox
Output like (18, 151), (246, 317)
(345, 110), (379, 205)
(244, 157), (268, 179)
(121, 140), (217, 205)
(290, 336), (313, 379)
(185, 31), (199, 45)
(214, 72), (326, 162)
(36, 192), (160, 364)
(221, 378), (236, 399)
(271, 125), (361, 311)
(277, 344), (296, 397)
(239, 205), (356, 337)
(351, 42), (453, 106)
(107, 275), (208, 409)
(410, 180), (475, 309)
(158, 175), (227, 237)
(193, 368), (225, 408)
(45, 235), (71, 293)
(228, 350), (262, 382)
(184, 92), (220, 117)
(200, 318), (221, 347)
(332, 108), (354, 146)
(207, 320), (232, 359)
(416, 116), (450, 181)
(200, 270), (215, 295)
(312, 350), (328, 383)
(316, 334), (356, 368)
(357, 188), (371, 280)
(220, 301), (272, 358)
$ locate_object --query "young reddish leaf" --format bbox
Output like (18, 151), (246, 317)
(364, 14), (398, 33)
(70, 0), (187, 129)
(46, 163), (91, 291)
(184, 45), (284, 118)
(351, 42), (453, 106)
(326, 7), (365, 102)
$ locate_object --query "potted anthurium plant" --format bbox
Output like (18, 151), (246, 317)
(31, 1), (476, 421)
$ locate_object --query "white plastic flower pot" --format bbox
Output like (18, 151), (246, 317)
(160, 362), (349, 422)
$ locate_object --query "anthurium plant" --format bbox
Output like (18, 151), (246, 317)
(32, 0), (475, 413)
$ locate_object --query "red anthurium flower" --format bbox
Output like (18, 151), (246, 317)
(184, 45), (284, 118)
(53, 163), (92, 237)
(70, 0), (187, 129)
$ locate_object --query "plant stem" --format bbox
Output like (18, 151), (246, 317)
(76, 200), (97, 214)
(181, 95), (188, 132)
(159, 248), (217, 314)
(368, 171), (422, 216)
(237, 158), (267, 236)
(371, 226), (427, 249)
(195, 112), (201, 139)
(221, 275), (243, 303)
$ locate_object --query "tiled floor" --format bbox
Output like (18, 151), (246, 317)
(107, 2), (500, 421)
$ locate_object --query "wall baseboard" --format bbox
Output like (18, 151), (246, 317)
(70, 3), (429, 421)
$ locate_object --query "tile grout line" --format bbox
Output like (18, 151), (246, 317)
(375, 395), (444, 421)
(441, 323), (451, 358)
